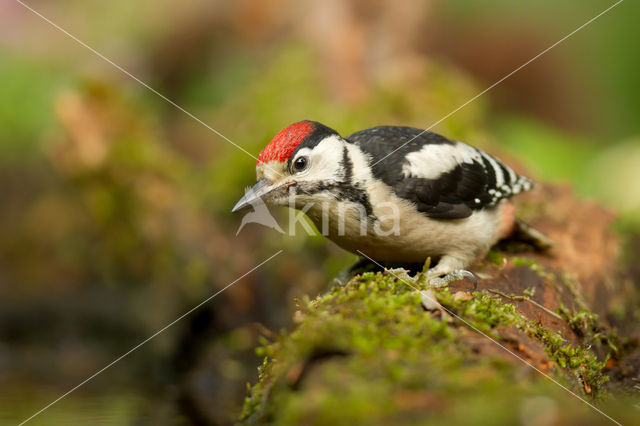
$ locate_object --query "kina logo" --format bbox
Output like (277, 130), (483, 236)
(235, 186), (284, 235)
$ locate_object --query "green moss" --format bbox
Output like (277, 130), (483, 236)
(557, 304), (620, 355)
(240, 357), (272, 421)
(437, 288), (608, 394)
(485, 248), (505, 266)
(240, 267), (617, 424)
(511, 256), (555, 281)
(528, 321), (609, 393)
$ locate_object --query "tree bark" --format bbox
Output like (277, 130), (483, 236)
(239, 184), (640, 425)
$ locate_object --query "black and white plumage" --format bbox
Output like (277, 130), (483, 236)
(233, 121), (538, 287)
(348, 126), (533, 219)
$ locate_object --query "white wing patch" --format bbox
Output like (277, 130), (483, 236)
(481, 152), (505, 188)
(400, 141), (534, 204)
(401, 142), (482, 179)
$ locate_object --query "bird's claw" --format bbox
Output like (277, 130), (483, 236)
(426, 269), (478, 290)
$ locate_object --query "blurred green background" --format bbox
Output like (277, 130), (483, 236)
(1, 0), (638, 424)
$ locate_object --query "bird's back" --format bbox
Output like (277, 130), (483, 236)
(347, 126), (533, 219)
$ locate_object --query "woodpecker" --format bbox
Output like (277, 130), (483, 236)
(233, 120), (542, 287)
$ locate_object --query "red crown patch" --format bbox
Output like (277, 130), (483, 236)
(257, 121), (315, 164)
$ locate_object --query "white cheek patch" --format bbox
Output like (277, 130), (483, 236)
(293, 147), (313, 158)
(297, 136), (345, 183)
(401, 142), (483, 179)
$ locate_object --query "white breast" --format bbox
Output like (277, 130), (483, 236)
(302, 142), (508, 264)
(309, 178), (507, 263)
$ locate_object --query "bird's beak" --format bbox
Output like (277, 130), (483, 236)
(232, 178), (276, 213)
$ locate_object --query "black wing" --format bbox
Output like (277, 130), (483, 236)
(347, 126), (533, 219)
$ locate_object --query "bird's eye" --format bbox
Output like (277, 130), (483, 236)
(293, 156), (308, 172)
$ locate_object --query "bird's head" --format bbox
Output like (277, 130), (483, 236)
(232, 120), (348, 213)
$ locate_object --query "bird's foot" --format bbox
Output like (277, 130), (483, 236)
(425, 269), (478, 289)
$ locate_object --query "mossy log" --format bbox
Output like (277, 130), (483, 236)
(239, 185), (640, 425)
